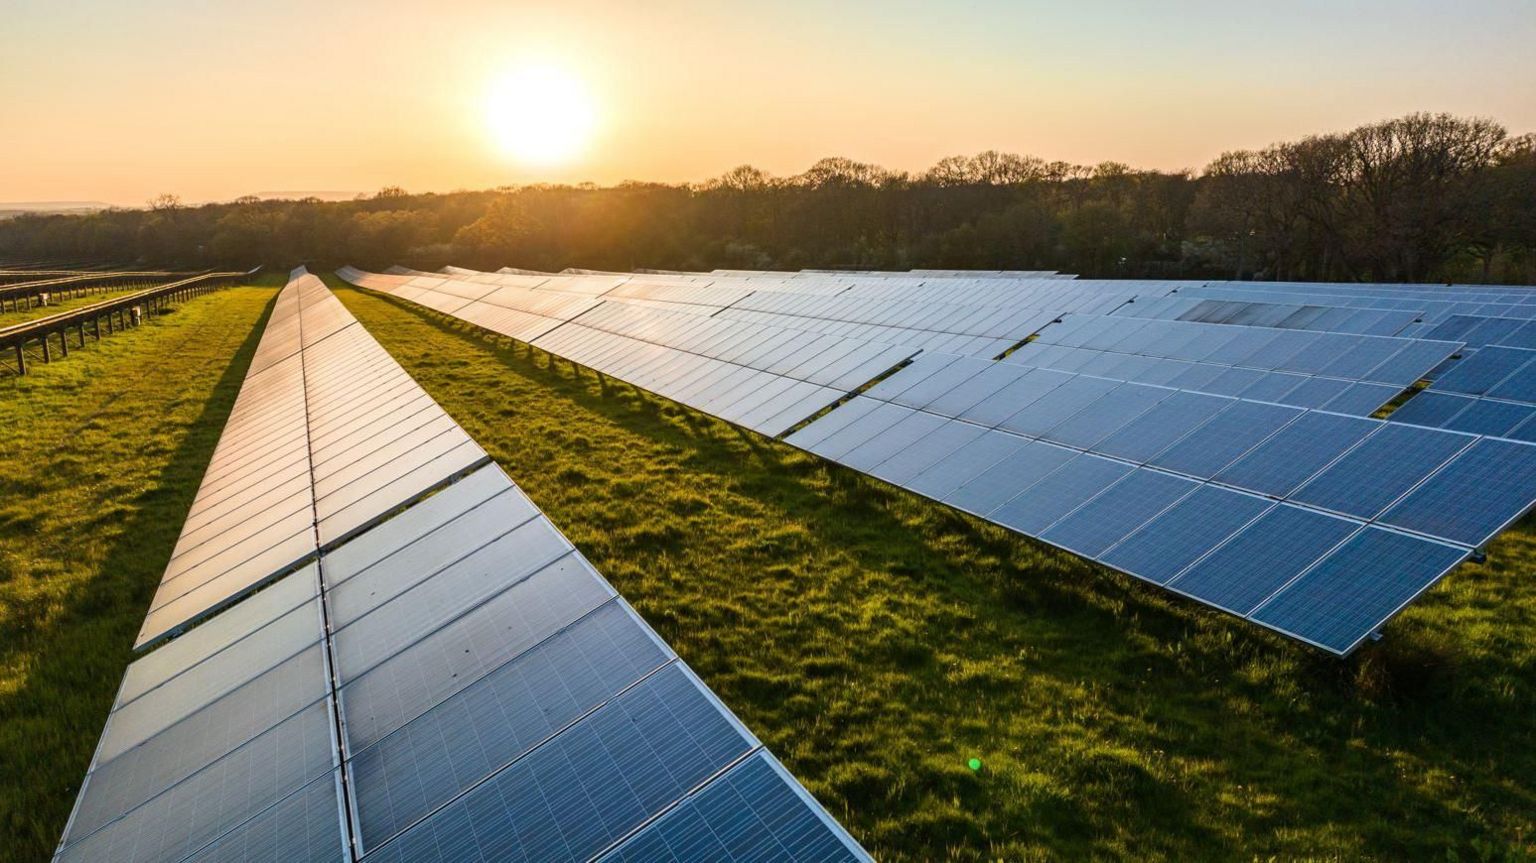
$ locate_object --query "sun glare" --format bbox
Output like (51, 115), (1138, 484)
(485, 64), (597, 167)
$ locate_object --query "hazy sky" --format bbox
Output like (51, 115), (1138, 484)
(3, 0), (1533, 206)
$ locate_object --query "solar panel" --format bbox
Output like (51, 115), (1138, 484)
(1147, 400), (1302, 479)
(1099, 485), (1273, 584)
(598, 751), (867, 863)
(943, 439), (1077, 516)
(904, 430), (1030, 500)
(347, 601), (671, 851)
(1251, 528), (1468, 653)
(1379, 438), (1536, 547)
(1440, 398), (1536, 436)
(988, 453), (1134, 534)
(60, 270), (868, 863)
(1388, 391), (1474, 427)
(359, 664), (756, 863)
(1039, 383), (1171, 449)
(1290, 423), (1474, 519)
(1214, 412), (1378, 497)
(1431, 345), (1535, 395)
(1092, 390), (1232, 463)
(865, 420), (989, 485)
(1166, 505), (1360, 615)
(1038, 469), (1198, 557)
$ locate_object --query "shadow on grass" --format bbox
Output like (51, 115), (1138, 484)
(0, 291), (277, 863)
(340, 285), (1535, 860)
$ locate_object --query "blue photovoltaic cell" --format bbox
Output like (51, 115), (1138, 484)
(1039, 469), (1198, 558)
(957, 368), (1074, 427)
(360, 664), (753, 863)
(1194, 367), (1266, 397)
(60, 699), (333, 857)
(1167, 505), (1359, 615)
(1316, 339), (1408, 380)
(1214, 412), (1378, 498)
(338, 555), (613, 753)
(1423, 316), (1482, 342)
(598, 752), (865, 863)
(943, 440), (1076, 516)
(1380, 438), (1536, 547)
(1320, 382), (1399, 417)
(904, 431), (1028, 500)
(1235, 372), (1304, 404)
(1290, 423), (1473, 520)
(1040, 383), (1170, 449)
(1367, 340), (1459, 386)
(1277, 377), (1350, 409)
(1440, 398), (1536, 437)
(1486, 363), (1536, 404)
(867, 420), (987, 485)
(1461, 317), (1530, 348)
(997, 376), (1120, 438)
(1505, 414), (1536, 443)
(1431, 346), (1535, 396)
(350, 601), (672, 851)
(1149, 400), (1301, 479)
(1388, 391), (1473, 428)
(1093, 391), (1231, 463)
(987, 454), (1133, 534)
(1251, 528), (1467, 653)
(178, 771), (345, 863)
(1099, 485), (1273, 584)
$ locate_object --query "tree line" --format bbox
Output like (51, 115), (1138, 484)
(3, 113), (1532, 284)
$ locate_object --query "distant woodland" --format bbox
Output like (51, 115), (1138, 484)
(3, 113), (1532, 284)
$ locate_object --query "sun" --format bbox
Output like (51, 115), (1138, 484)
(485, 64), (597, 167)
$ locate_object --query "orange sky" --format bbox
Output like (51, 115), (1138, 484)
(3, 0), (1534, 206)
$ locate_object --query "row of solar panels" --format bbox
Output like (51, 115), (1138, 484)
(352, 266), (1123, 359)
(781, 352), (1536, 654)
(59, 270), (869, 863)
(338, 264), (1536, 656)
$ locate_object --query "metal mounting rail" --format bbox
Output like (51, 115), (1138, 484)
(0, 271), (194, 311)
(0, 267), (261, 375)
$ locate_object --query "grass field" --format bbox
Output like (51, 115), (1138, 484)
(2, 275), (1532, 861)
(0, 278), (281, 863)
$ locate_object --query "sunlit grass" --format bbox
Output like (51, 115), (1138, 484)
(0, 281), (279, 862)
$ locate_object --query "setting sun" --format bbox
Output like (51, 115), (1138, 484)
(485, 64), (597, 167)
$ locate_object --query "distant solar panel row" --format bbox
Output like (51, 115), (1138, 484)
(1115, 295), (1419, 336)
(59, 270), (867, 863)
(783, 352), (1536, 654)
(341, 268), (919, 436)
(1026, 315), (1461, 388)
(343, 266), (1117, 359)
(136, 271), (489, 649)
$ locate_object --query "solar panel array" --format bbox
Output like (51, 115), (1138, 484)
(783, 351), (1536, 653)
(136, 272), (490, 649)
(1387, 345), (1536, 438)
(340, 264), (1536, 655)
(58, 270), (868, 863)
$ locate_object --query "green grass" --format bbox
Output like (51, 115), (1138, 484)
(330, 282), (1535, 862)
(0, 280), (280, 863)
(0, 284), (163, 327)
(1, 274), (1532, 861)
